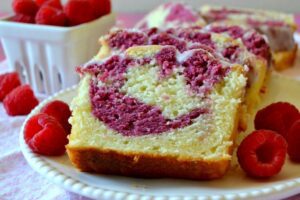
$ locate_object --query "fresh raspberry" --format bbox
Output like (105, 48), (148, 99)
(237, 130), (287, 178)
(12, 14), (35, 23)
(36, 0), (62, 9)
(35, 0), (47, 6)
(3, 85), (39, 116)
(0, 72), (22, 101)
(35, 5), (67, 26)
(64, 0), (97, 26)
(254, 102), (300, 138)
(287, 120), (300, 162)
(24, 113), (68, 156)
(40, 100), (72, 134)
(12, 0), (38, 16)
(90, 0), (111, 17)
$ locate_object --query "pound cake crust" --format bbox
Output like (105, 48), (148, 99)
(273, 45), (298, 71)
(67, 147), (231, 180)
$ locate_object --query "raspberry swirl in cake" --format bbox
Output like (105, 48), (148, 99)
(68, 44), (246, 179)
(96, 27), (270, 130)
(205, 25), (271, 61)
(80, 46), (231, 136)
(101, 26), (270, 65)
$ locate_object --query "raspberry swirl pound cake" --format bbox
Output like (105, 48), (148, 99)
(200, 5), (297, 70)
(67, 45), (247, 180)
(162, 26), (270, 113)
(96, 27), (269, 128)
(135, 2), (206, 29)
(203, 24), (271, 111)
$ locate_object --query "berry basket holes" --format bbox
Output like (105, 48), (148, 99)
(58, 72), (63, 88)
(35, 66), (46, 94)
(53, 68), (63, 92)
(14, 61), (28, 84)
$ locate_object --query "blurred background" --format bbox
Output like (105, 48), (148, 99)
(1, 0), (300, 13)
(0, 0), (299, 63)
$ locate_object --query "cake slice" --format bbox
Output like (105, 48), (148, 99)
(202, 24), (271, 114)
(96, 27), (269, 129)
(135, 2), (206, 29)
(67, 45), (247, 180)
(200, 5), (298, 70)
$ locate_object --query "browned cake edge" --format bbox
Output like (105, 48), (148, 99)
(67, 147), (231, 180)
(66, 102), (241, 180)
(273, 45), (298, 71)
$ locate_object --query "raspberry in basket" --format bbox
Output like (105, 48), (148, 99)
(35, 5), (67, 26)
(13, 0), (39, 16)
(90, 0), (111, 17)
(64, 0), (98, 25)
(12, 14), (35, 23)
(36, 0), (62, 9)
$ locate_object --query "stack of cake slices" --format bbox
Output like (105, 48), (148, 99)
(200, 5), (297, 70)
(96, 26), (269, 129)
(67, 2), (297, 180)
(137, 3), (297, 70)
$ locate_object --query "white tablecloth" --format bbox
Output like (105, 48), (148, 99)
(0, 60), (90, 200)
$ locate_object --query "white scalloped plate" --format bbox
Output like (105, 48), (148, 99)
(19, 71), (300, 200)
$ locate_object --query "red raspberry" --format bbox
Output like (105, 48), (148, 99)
(24, 113), (68, 156)
(35, 5), (67, 26)
(36, 0), (47, 6)
(0, 72), (21, 101)
(287, 120), (300, 162)
(40, 100), (72, 134)
(254, 102), (300, 138)
(90, 0), (111, 17)
(36, 0), (62, 9)
(12, 14), (35, 23)
(3, 85), (39, 116)
(64, 0), (97, 26)
(12, 0), (38, 16)
(237, 130), (287, 178)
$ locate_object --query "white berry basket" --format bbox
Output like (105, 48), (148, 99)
(0, 13), (115, 95)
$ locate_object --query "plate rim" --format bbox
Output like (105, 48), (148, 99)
(20, 74), (300, 200)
